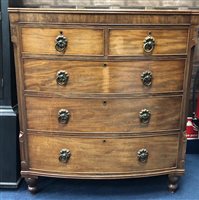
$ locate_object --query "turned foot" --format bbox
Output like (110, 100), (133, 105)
(25, 177), (38, 194)
(168, 175), (180, 193)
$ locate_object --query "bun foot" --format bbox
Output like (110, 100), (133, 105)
(168, 175), (180, 193)
(25, 177), (38, 194)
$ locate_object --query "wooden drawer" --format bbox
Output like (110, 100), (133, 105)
(24, 59), (185, 94)
(109, 29), (188, 56)
(26, 96), (182, 133)
(28, 134), (178, 174)
(21, 27), (104, 56)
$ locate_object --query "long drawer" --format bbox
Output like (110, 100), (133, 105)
(109, 29), (188, 56)
(26, 96), (182, 133)
(21, 27), (104, 56)
(28, 134), (178, 174)
(23, 59), (185, 94)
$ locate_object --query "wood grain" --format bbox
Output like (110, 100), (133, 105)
(26, 96), (182, 133)
(109, 29), (188, 56)
(28, 134), (178, 174)
(23, 59), (185, 94)
(9, 8), (196, 184)
(9, 9), (194, 25)
(21, 27), (104, 55)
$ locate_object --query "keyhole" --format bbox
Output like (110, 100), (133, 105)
(103, 100), (107, 106)
(103, 140), (106, 143)
(103, 63), (107, 67)
(60, 31), (63, 35)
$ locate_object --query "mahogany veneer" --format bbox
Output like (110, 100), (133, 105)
(9, 8), (199, 193)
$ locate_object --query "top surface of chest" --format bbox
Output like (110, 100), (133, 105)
(8, 8), (199, 25)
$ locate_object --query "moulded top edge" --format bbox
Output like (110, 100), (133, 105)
(8, 7), (199, 15)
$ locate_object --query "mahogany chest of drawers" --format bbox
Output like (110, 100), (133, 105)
(9, 8), (199, 193)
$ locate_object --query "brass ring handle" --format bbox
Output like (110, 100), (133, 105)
(137, 148), (149, 163)
(59, 149), (71, 163)
(139, 109), (151, 124)
(55, 32), (68, 52)
(58, 109), (70, 124)
(141, 71), (153, 86)
(56, 70), (69, 86)
(143, 34), (155, 53)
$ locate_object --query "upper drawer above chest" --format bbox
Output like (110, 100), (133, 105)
(21, 27), (104, 56)
(20, 27), (188, 56)
(109, 29), (188, 56)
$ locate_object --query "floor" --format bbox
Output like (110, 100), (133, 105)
(0, 154), (199, 200)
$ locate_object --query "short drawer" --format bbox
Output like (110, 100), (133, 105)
(109, 29), (188, 56)
(21, 27), (104, 56)
(23, 59), (185, 94)
(28, 134), (178, 174)
(26, 96), (182, 133)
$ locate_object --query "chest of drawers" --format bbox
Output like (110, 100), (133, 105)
(9, 8), (199, 193)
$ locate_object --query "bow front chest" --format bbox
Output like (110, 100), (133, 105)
(9, 8), (199, 193)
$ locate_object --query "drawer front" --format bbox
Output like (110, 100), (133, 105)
(26, 96), (181, 133)
(109, 29), (188, 56)
(24, 59), (185, 94)
(21, 28), (104, 55)
(28, 134), (178, 174)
